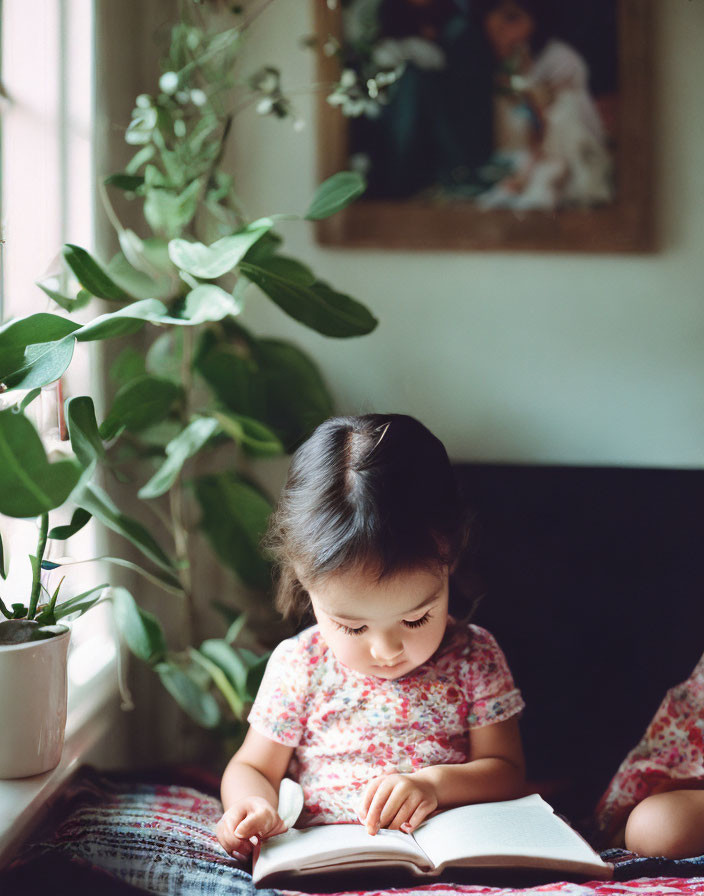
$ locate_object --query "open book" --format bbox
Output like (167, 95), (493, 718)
(253, 793), (612, 887)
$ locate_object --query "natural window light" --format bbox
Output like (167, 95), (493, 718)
(0, 0), (118, 715)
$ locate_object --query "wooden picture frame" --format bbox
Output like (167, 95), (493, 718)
(314, 0), (654, 253)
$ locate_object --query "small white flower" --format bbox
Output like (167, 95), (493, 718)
(190, 88), (207, 107)
(349, 152), (371, 175)
(174, 119), (187, 137)
(135, 94), (152, 109)
(340, 68), (357, 89)
(176, 91), (190, 104)
(257, 97), (274, 115)
(159, 71), (179, 95)
(259, 72), (279, 94)
(366, 79), (379, 99)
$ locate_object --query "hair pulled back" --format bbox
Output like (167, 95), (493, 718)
(264, 414), (467, 619)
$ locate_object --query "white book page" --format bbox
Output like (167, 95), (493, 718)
(413, 795), (606, 869)
(255, 822), (429, 880)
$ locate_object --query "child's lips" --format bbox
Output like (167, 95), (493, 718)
(374, 659), (406, 672)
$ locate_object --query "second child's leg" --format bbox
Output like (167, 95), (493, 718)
(625, 789), (704, 859)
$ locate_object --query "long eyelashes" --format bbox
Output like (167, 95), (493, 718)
(333, 612), (432, 636)
(336, 623), (367, 636)
(403, 612), (431, 629)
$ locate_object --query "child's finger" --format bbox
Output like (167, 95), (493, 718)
(377, 787), (415, 830)
(216, 811), (250, 856)
(385, 793), (425, 831)
(358, 776), (384, 821)
(364, 778), (400, 833)
(398, 798), (435, 833)
(234, 809), (269, 840)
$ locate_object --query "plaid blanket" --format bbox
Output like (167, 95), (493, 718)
(4, 771), (704, 896)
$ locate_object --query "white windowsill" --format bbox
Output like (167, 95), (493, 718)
(0, 653), (119, 869)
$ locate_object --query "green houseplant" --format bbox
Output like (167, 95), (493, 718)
(0, 397), (148, 777)
(0, 1), (378, 746)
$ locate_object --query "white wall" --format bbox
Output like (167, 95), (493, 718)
(231, 0), (704, 469)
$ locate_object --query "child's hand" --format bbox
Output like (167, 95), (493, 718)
(216, 796), (287, 861)
(358, 773), (438, 835)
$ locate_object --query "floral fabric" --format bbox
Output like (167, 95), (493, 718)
(595, 651), (704, 841)
(248, 620), (524, 826)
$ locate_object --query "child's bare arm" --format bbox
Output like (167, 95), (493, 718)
(359, 718), (525, 834)
(217, 728), (294, 858)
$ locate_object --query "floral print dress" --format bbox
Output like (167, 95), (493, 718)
(248, 619), (524, 827)
(595, 651), (704, 843)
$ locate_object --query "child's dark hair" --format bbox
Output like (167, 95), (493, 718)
(264, 414), (468, 620)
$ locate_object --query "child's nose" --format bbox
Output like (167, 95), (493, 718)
(369, 633), (404, 663)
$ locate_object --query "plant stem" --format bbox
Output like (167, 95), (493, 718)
(170, 325), (195, 646)
(28, 513), (49, 620)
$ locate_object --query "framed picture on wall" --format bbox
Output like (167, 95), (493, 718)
(313, 0), (654, 252)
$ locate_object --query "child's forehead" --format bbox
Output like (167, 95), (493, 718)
(308, 564), (448, 620)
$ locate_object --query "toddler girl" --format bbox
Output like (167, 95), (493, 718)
(596, 651), (704, 859)
(216, 414), (525, 862)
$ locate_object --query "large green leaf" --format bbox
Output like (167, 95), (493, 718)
(104, 173), (145, 192)
(214, 411), (283, 458)
(66, 396), (105, 467)
(0, 314), (80, 391)
(199, 638), (248, 693)
(111, 586), (167, 663)
(62, 244), (133, 301)
(304, 171), (366, 220)
(72, 299), (168, 343)
(107, 233), (177, 301)
(48, 508), (92, 541)
(240, 260), (377, 337)
(193, 343), (261, 418)
(110, 347), (147, 386)
(191, 643), (245, 717)
(2, 338), (77, 391)
(255, 339), (335, 449)
(146, 330), (183, 385)
(36, 277), (92, 313)
(179, 284), (243, 323)
(168, 219), (273, 279)
(100, 375), (182, 440)
(194, 330), (334, 449)
(75, 481), (179, 581)
(0, 409), (83, 518)
(155, 660), (221, 728)
(138, 416), (219, 499)
(194, 472), (272, 589)
(144, 179), (202, 239)
(0, 314), (80, 349)
(106, 251), (170, 301)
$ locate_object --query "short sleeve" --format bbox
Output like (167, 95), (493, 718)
(247, 637), (309, 746)
(464, 625), (525, 728)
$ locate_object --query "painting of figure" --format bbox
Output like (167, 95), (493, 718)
(340, 0), (618, 211)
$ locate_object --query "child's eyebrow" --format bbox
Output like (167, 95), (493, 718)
(330, 594), (440, 623)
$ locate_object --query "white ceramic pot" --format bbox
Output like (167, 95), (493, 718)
(0, 624), (71, 778)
